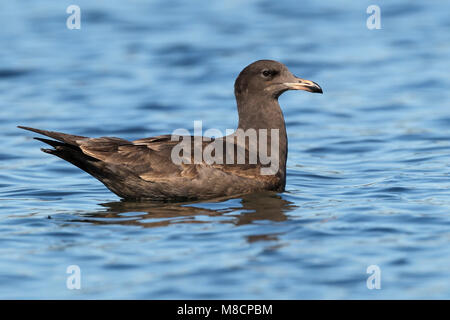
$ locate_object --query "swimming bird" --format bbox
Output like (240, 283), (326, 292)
(19, 60), (322, 201)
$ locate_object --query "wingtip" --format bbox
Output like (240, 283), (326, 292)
(18, 125), (34, 131)
(17, 126), (48, 136)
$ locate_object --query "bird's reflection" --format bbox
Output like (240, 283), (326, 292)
(77, 192), (297, 243)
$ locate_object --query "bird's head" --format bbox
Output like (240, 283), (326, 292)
(234, 60), (322, 99)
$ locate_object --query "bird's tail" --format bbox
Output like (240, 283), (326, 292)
(18, 126), (104, 177)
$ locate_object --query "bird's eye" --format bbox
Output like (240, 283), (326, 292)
(262, 70), (272, 77)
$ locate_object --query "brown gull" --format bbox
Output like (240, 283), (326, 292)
(19, 60), (322, 201)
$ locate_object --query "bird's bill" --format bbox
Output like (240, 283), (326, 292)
(283, 78), (323, 93)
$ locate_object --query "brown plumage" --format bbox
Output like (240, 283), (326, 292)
(19, 60), (322, 201)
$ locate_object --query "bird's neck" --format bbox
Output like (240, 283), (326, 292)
(236, 94), (288, 185)
(236, 95), (284, 130)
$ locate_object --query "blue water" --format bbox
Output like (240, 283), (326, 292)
(1, 0), (449, 299)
